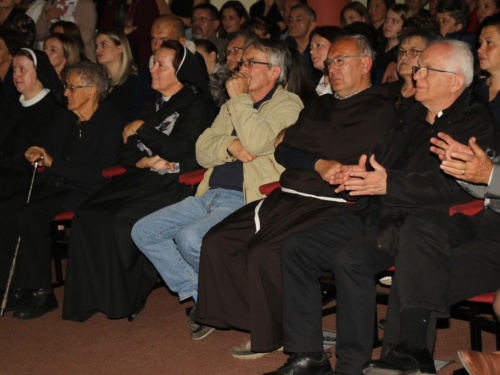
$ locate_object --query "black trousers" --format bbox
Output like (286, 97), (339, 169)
(382, 209), (500, 354)
(281, 214), (394, 375)
(0, 184), (68, 290)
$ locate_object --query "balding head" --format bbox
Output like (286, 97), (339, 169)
(151, 15), (186, 54)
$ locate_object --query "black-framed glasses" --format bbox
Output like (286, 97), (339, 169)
(191, 17), (212, 24)
(323, 55), (366, 69)
(411, 66), (459, 78)
(397, 48), (423, 59)
(64, 83), (92, 92)
(223, 47), (244, 57)
(237, 60), (272, 69)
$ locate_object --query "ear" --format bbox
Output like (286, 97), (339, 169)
(209, 51), (217, 62)
(361, 56), (373, 75)
(239, 17), (245, 26)
(455, 22), (464, 32)
(270, 65), (282, 81)
(179, 36), (186, 45)
(213, 19), (221, 30)
(451, 73), (465, 93)
(117, 45), (123, 54)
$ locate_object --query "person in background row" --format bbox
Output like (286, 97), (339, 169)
(36, 0), (97, 62)
(341, 1), (371, 28)
(477, 0), (500, 24)
(50, 21), (87, 61)
(405, 0), (429, 15)
(249, 16), (281, 39)
(249, 0), (284, 28)
(286, 46), (317, 105)
(169, 0), (208, 28)
(465, 0), (479, 32)
(0, 0), (35, 47)
(0, 60), (123, 320)
(43, 33), (80, 81)
(0, 28), (22, 100)
(195, 39), (220, 75)
(309, 26), (345, 96)
(191, 3), (227, 58)
(0, 48), (64, 199)
(95, 29), (137, 121)
(368, 0), (396, 36)
(219, 1), (249, 39)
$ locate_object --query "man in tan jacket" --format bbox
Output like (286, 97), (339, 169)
(131, 38), (303, 339)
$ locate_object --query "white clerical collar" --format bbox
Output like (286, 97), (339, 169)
(19, 88), (50, 107)
(334, 85), (371, 100)
(162, 95), (171, 102)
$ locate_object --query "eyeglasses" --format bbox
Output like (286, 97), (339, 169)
(223, 47), (244, 57)
(323, 55), (366, 69)
(410, 66), (459, 78)
(64, 83), (92, 92)
(237, 60), (272, 69)
(397, 48), (423, 59)
(191, 17), (212, 24)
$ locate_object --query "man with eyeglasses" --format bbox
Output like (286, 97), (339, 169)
(190, 3), (227, 58)
(131, 38), (303, 340)
(194, 35), (397, 363)
(272, 39), (498, 375)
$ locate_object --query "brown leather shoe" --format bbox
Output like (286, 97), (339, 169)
(458, 350), (500, 374)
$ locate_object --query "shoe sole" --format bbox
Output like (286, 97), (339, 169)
(231, 346), (284, 360)
(191, 327), (216, 341)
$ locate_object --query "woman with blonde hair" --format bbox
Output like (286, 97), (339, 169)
(44, 33), (80, 81)
(95, 29), (137, 120)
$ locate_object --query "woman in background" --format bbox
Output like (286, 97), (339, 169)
(43, 33), (80, 81)
(368, 0), (395, 36)
(95, 29), (137, 120)
(477, 0), (500, 24)
(219, 1), (249, 39)
(51, 21), (87, 62)
(341, 1), (371, 28)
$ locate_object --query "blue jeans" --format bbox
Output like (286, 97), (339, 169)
(131, 188), (245, 301)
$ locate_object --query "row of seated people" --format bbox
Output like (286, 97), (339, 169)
(2, 16), (500, 375)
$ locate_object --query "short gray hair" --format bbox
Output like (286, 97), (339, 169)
(244, 38), (291, 86)
(435, 39), (474, 87)
(67, 61), (110, 102)
(334, 34), (376, 62)
(290, 4), (317, 22)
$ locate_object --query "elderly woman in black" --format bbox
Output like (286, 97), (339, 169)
(0, 48), (64, 199)
(0, 61), (124, 319)
(62, 40), (217, 322)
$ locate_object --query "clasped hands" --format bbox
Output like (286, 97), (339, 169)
(25, 146), (53, 167)
(319, 155), (387, 196)
(430, 132), (493, 184)
(136, 155), (177, 171)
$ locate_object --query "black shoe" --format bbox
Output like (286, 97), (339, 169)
(4, 290), (33, 313)
(128, 299), (146, 322)
(363, 340), (436, 375)
(264, 353), (334, 375)
(13, 290), (58, 320)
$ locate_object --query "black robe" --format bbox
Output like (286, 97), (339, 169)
(62, 86), (217, 322)
(196, 86), (399, 352)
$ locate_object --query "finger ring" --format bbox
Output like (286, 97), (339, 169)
(462, 169), (465, 175)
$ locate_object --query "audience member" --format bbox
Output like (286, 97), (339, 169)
(249, 16), (281, 39)
(36, 0), (97, 62)
(195, 39), (220, 74)
(131, 38), (303, 341)
(368, 0), (396, 35)
(286, 46), (317, 104)
(276, 39), (497, 375)
(465, 0), (479, 31)
(384, 27), (442, 113)
(341, 1), (371, 28)
(0, 60), (123, 319)
(286, 3), (316, 80)
(477, 0), (500, 24)
(43, 33), (80, 81)
(436, 0), (478, 57)
(169, 0), (208, 28)
(279, 0), (306, 39)
(95, 29), (137, 121)
(0, 28), (22, 99)
(62, 41), (217, 323)
(191, 3), (227, 57)
(219, 1), (249, 39)
(475, 14), (500, 125)
(195, 35), (398, 361)
(430, 0), (439, 14)
(308, 26), (345, 95)
(0, 48), (64, 199)
(374, 4), (413, 84)
(249, 0), (284, 27)
(0, 0), (35, 47)
(405, 0), (430, 15)
(50, 21), (87, 61)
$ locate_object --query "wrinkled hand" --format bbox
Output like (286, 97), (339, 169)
(315, 159), (341, 183)
(274, 128), (286, 148)
(430, 132), (473, 162)
(228, 139), (256, 163)
(331, 155), (367, 193)
(122, 120), (144, 144)
(25, 146), (53, 167)
(45, 7), (64, 19)
(343, 155), (387, 196)
(124, 26), (138, 35)
(136, 155), (170, 169)
(440, 137), (493, 184)
(226, 73), (251, 98)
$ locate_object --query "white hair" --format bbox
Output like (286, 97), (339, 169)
(432, 39), (474, 87)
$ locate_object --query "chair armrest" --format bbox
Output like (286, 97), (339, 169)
(448, 199), (484, 216)
(53, 211), (75, 221)
(179, 169), (207, 185)
(102, 166), (127, 178)
(259, 181), (281, 196)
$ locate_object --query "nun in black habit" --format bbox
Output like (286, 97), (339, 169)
(62, 40), (218, 322)
(0, 48), (65, 200)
